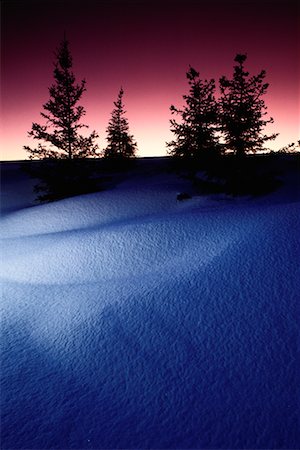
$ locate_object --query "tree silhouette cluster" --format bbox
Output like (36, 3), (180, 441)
(25, 37), (137, 161)
(168, 54), (278, 160)
(24, 38), (282, 201)
(24, 37), (137, 201)
(167, 54), (281, 196)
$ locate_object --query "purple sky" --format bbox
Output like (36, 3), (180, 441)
(1, 0), (299, 159)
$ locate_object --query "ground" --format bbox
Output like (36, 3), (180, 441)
(1, 156), (299, 449)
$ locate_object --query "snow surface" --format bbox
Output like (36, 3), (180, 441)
(1, 158), (300, 449)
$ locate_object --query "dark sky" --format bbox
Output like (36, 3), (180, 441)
(1, 0), (299, 159)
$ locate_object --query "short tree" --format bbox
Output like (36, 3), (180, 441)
(167, 66), (219, 160)
(219, 54), (278, 156)
(104, 88), (137, 159)
(279, 140), (300, 153)
(24, 36), (98, 159)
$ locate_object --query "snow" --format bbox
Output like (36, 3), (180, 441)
(1, 157), (300, 449)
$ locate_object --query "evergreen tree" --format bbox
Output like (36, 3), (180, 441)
(167, 66), (219, 160)
(104, 88), (137, 159)
(219, 54), (278, 156)
(279, 140), (300, 153)
(24, 36), (98, 159)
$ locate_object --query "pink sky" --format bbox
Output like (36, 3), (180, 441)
(1, 0), (299, 160)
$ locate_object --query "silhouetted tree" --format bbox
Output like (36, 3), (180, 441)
(278, 140), (300, 153)
(167, 67), (219, 160)
(219, 54), (278, 157)
(104, 88), (137, 159)
(22, 37), (102, 202)
(24, 36), (98, 159)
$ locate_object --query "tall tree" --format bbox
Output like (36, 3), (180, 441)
(167, 66), (219, 160)
(219, 54), (278, 156)
(24, 36), (98, 159)
(104, 88), (137, 158)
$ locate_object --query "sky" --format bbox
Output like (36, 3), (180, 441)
(1, 0), (299, 160)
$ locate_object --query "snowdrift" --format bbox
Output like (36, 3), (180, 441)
(1, 157), (299, 449)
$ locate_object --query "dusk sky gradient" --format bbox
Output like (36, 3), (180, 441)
(1, 0), (299, 160)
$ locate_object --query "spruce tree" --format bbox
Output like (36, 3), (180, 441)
(24, 36), (98, 159)
(219, 54), (278, 156)
(104, 88), (137, 159)
(167, 67), (219, 160)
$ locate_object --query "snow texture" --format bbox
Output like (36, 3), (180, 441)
(1, 158), (300, 449)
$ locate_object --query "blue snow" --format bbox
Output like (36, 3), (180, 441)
(1, 159), (300, 449)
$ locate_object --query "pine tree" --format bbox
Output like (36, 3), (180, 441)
(219, 54), (278, 156)
(167, 66), (219, 160)
(104, 88), (137, 159)
(24, 36), (98, 159)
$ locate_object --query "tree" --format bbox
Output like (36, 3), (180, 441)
(167, 66), (219, 160)
(24, 36), (98, 159)
(278, 140), (300, 153)
(219, 54), (278, 157)
(104, 88), (137, 159)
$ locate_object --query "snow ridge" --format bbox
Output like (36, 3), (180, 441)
(1, 165), (300, 449)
